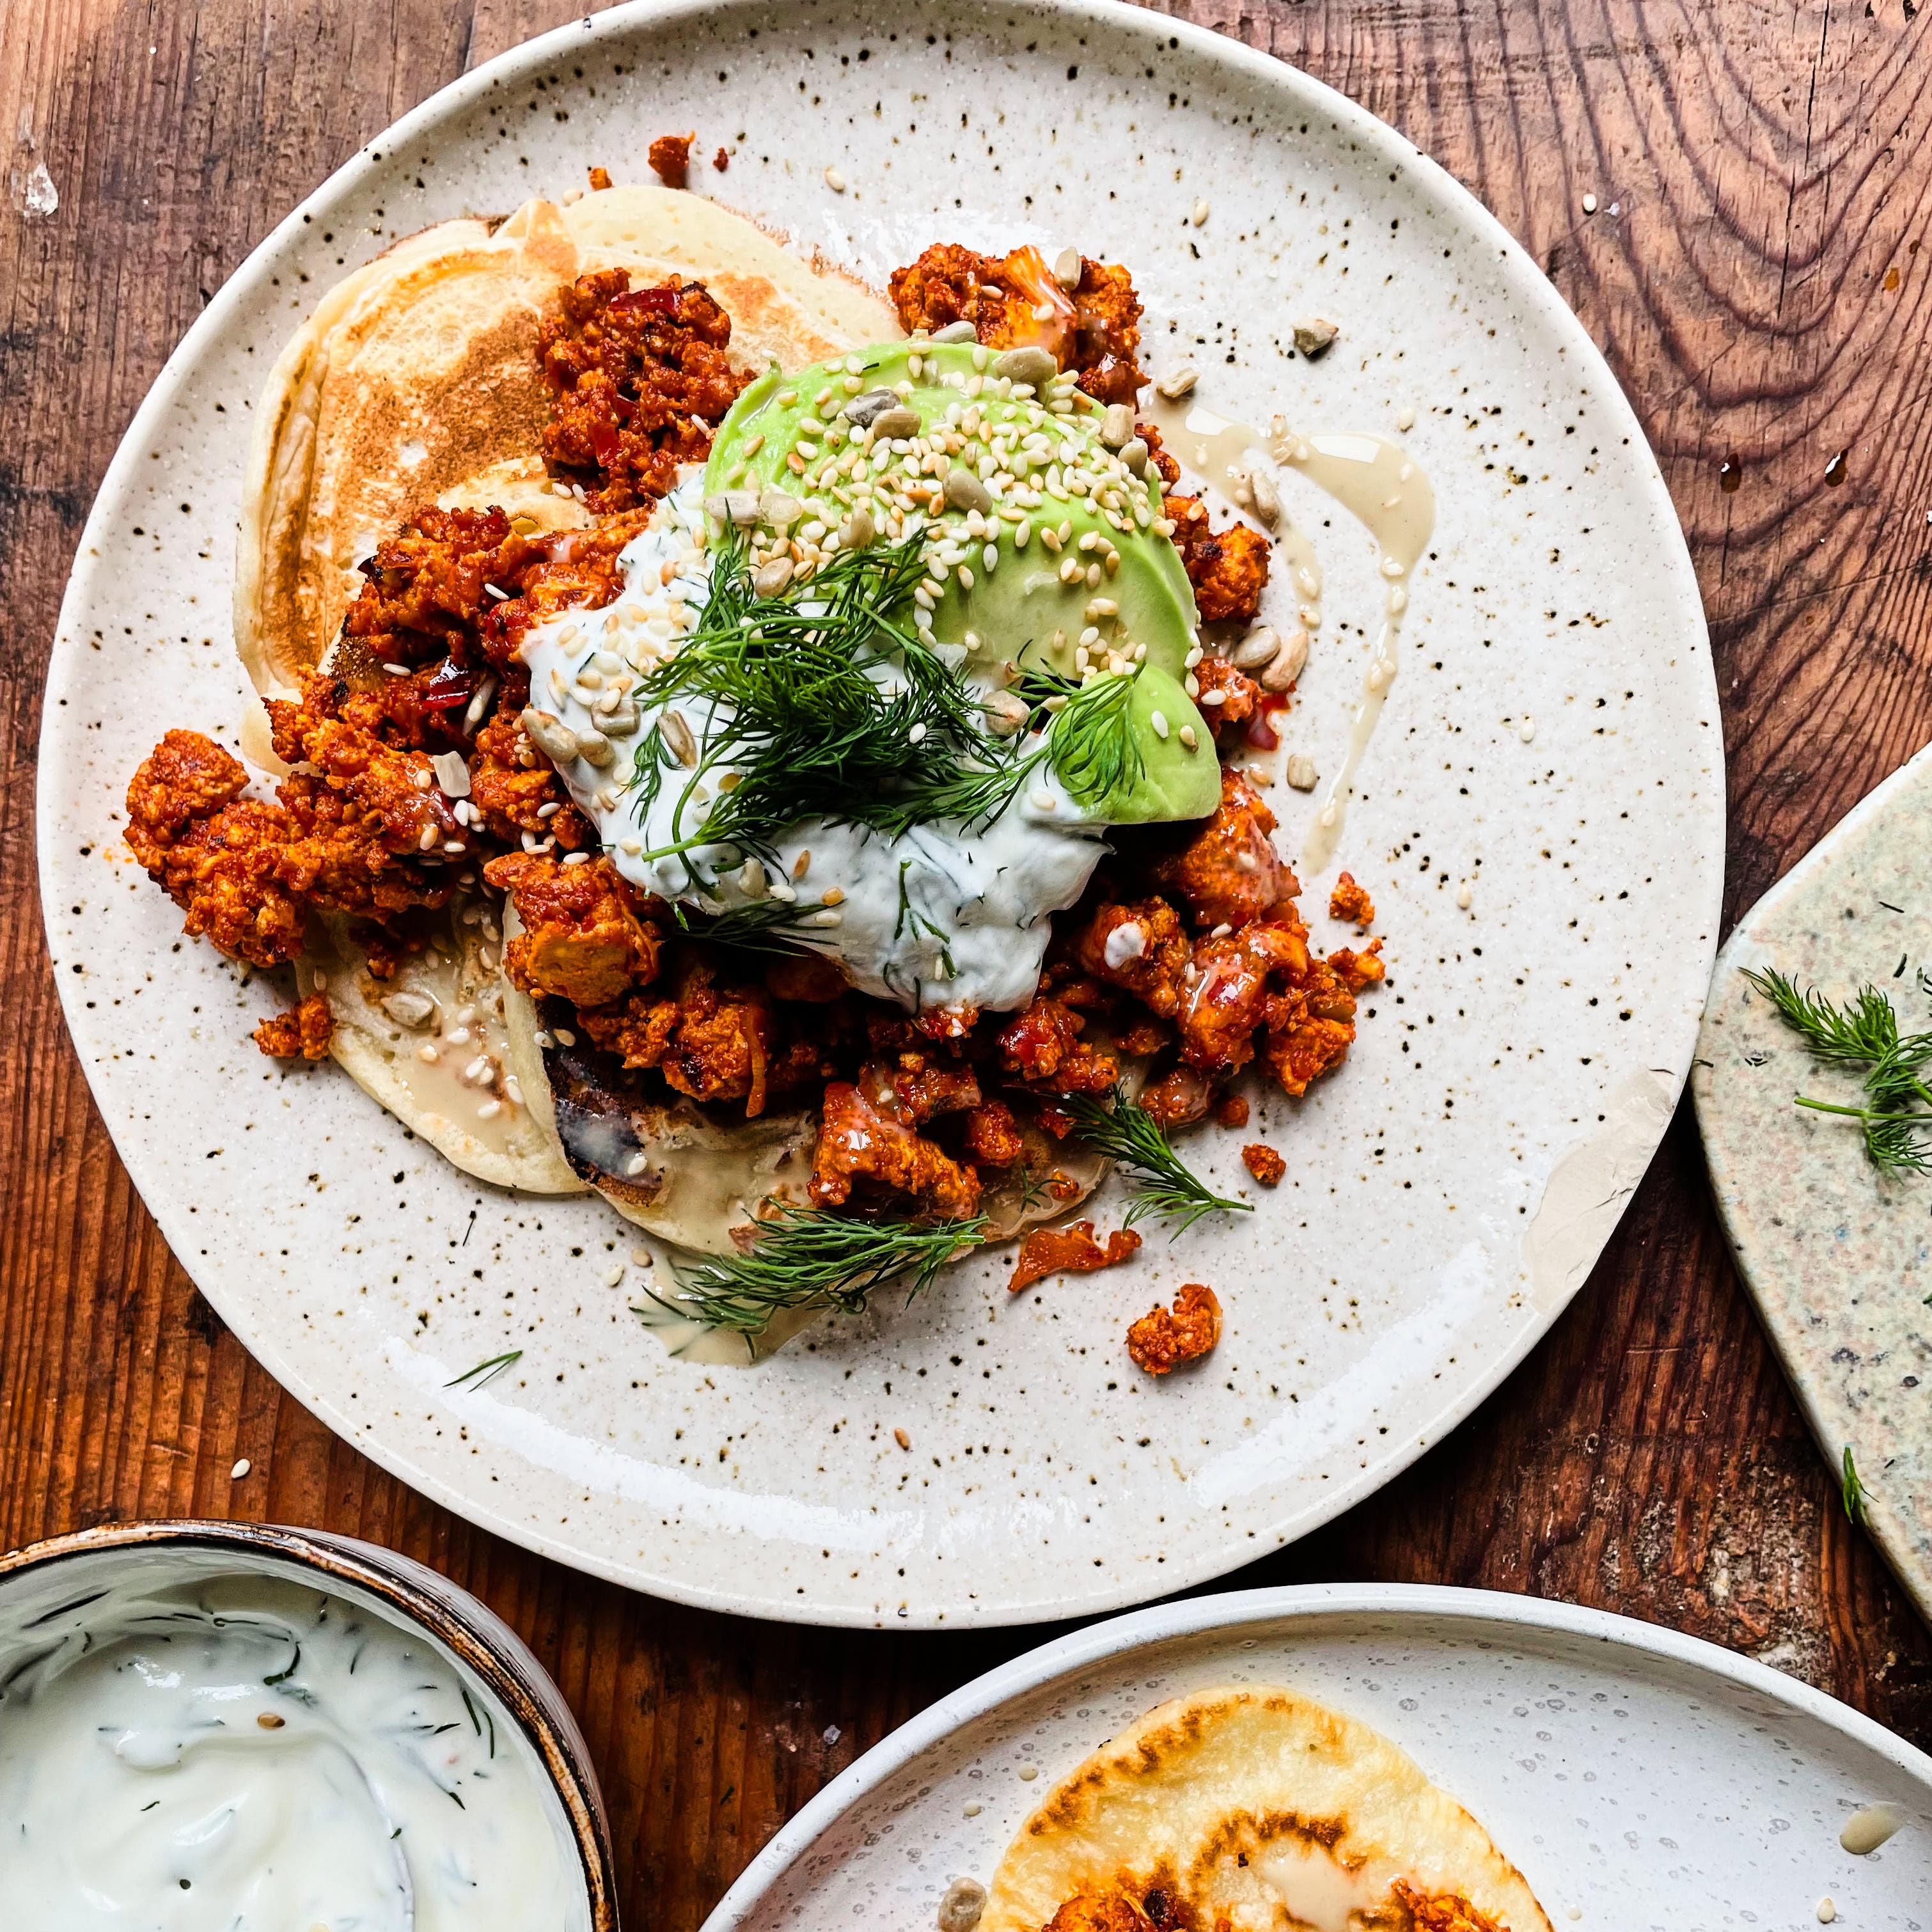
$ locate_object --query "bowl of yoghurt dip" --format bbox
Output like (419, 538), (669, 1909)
(0, 1519), (617, 1929)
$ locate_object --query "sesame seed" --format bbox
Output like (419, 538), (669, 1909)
(1191, 196), (1210, 226)
(476, 1099), (502, 1120)
(603, 1264), (625, 1287)
(1179, 725), (1198, 750)
(1150, 709), (1170, 740)
(822, 887), (847, 906)
(1029, 789), (1057, 812)
(824, 165), (847, 192)
(561, 850), (592, 867)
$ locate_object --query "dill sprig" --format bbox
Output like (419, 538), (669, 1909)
(625, 535), (1142, 864)
(1064, 1085), (1253, 1235)
(444, 1349), (521, 1390)
(1743, 966), (1932, 1175)
(671, 894), (826, 954)
(1841, 1444), (1871, 1525)
(639, 1205), (989, 1335)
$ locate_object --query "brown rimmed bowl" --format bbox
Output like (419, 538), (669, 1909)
(0, 1518), (618, 1929)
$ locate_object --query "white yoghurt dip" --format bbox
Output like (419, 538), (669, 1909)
(517, 480), (1106, 1016)
(0, 1560), (591, 1932)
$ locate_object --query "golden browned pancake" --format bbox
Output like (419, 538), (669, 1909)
(984, 1685), (1551, 1932)
(235, 185), (895, 696)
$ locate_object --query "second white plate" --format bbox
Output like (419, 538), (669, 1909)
(707, 1586), (1932, 1931)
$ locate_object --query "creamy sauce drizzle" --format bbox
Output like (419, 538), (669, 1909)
(1145, 396), (1436, 874)
(1253, 1838), (1376, 1932)
(519, 482), (1106, 1017)
(302, 900), (530, 1163)
(1839, 1803), (1905, 1855)
(0, 1564), (590, 1932)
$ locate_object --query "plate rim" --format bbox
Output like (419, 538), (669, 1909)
(38, 0), (1724, 1626)
(700, 1580), (1932, 1932)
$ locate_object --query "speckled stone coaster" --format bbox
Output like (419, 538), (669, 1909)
(1697, 742), (1932, 1623)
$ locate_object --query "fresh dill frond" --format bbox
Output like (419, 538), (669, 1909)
(1841, 1444), (1871, 1525)
(1744, 966), (1932, 1174)
(1063, 1085), (1253, 1236)
(444, 1349), (521, 1390)
(1741, 968), (1903, 1065)
(674, 894), (826, 954)
(639, 1205), (989, 1335)
(625, 534), (1012, 862)
(622, 534), (1146, 862)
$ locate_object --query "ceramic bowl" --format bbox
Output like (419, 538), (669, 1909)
(0, 1519), (618, 1929)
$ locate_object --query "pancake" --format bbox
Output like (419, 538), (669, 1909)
(236, 185), (895, 697)
(984, 1685), (1551, 1932)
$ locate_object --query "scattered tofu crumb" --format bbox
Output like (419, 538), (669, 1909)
(1127, 1284), (1223, 1375)
(713, 146), (730, 173)
(1243, 1143), (1287, 1186)
(1215, 1091), (1250, 1129)
(647, 132), (694, 189)
(587, 165), (613, 192)
(1329, 871), (1375, 929)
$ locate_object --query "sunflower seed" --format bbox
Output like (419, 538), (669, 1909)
(1285, 753), (1319, 790)
(992, 346), (1058, 386)
(758, 487), (803, 528)
(1052, 246), (1083, 290)
(931, 320), (978, 343)
(753, 556), (796, 596)
(661, 709), (699, 767)
(1262, 629), (1309, 692)
(574, 730), (615, 768)
(842, 388), (901, 427)
(519, 707), (579, 766)
(381, 991), (436, 1028)
(1098, 402), (1135, 448)
(1230, 627), (1280, 671)
(1120, 437), (1150, 476)
(1154, 364), (1199, 400)
(943, 468), (993, 514)
(1248, 466), (1281, 524)
(867, 405), (922, 440)
(431, 750), (472, 797)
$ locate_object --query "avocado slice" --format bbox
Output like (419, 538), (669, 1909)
(705, 342), (1213, 824)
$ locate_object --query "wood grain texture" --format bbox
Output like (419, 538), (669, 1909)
(4, 2), (1931, 1924)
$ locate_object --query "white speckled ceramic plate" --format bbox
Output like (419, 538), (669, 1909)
(40, 0), (1721, 1625)
(706, 1585), (1932, 1931)
(1695, 742), (1932, 1627)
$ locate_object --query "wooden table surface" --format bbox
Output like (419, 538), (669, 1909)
(4, 0), (1931, 1921)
